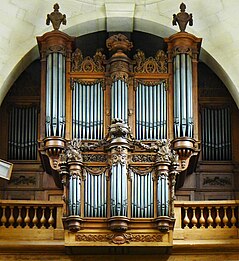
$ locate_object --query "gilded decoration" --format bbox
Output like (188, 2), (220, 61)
(71, 48), (106, 72)
(75, 233), (162, 244)
(172, 3), (193, 32)
(133, 49), (168, 73)
(46, 3), (66, 30)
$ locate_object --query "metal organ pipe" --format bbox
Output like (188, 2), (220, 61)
(173, 54), (193, 138)
(136, 82), (167, 140)
(8, 106), (38, 160)
(84, 171), (107, 217)
(157, 175), (169, 216)
(72, 82), (104, 140)
(131, 172), (153, 218)
(201, 107), (231, 161)
(110, 164), (127, 216)
(45, 52), (66, 137)
(111, 80), (128, 123)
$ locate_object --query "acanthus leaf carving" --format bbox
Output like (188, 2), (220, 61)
(133, 49), (168, 73)
(71, 48), (106, 72)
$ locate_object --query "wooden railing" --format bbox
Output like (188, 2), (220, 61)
(174, 200), (239, 229)
(0, 200), (63, 229)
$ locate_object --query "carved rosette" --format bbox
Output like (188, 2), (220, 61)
(134, 49), (168, 73)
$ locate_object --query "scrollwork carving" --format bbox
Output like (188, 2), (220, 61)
(133, 49), (168, 73)
(75, 233), (162, 244)
(109, 146), (128, 166)
(71, 48), (106, 72)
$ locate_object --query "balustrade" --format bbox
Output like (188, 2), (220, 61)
(175, 201), (239, 229)
(0, 200), (63, 229)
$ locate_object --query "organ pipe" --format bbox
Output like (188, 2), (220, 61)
(8, 106), (38, 160)
(173, 54), (193, 138)
(111, 79), (128, 122)
(110, 164), (127, 216)
(201, 107), (231, 161)
(131, 172), (153, 218)
(72, 82), (104, 140)
(45, 52), (66, 137)
(84, 171), (107, 217)
(136, 82), (167, 140)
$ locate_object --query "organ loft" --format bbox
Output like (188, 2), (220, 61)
(0, 3), (238, 259)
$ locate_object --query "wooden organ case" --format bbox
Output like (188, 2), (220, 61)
(37, 4), (201, 251)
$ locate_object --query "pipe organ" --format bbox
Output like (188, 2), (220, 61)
(37, 3), (201, 249)
(8, 105), (38, 160)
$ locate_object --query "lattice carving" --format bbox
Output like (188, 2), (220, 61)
(133, 49), (168, 73)
(71, 48), (106, 72)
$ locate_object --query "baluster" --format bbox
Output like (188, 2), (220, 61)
(199, 207), (205, 228)
(16, 206), (23, 228)
(1, 206), (7, 227)
(183, 207), (190, 229)
(191, 207), (198, 229)
(40, 207), (46, 229)
(48, 207), (55, 229)
(215, 207), (221, 228)
(32, 207), (38, 229)
(9, 206), (15, 228)
(207, 207), (213, 228)
(231, 206), (236, 228)
(222, 206), (229, 228)
(24, 206), (31, 228)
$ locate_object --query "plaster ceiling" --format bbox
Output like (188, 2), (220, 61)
(0, 0), (238, 106)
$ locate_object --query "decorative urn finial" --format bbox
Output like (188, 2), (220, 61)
(172, 3), (193, 32)
(46, 3), (66, 30)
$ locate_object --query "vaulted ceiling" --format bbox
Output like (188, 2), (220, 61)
(0, 0), (238, 106)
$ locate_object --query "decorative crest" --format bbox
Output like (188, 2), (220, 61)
(71, 48), (106, 72)
(133, 49), (167, 73)
(46, 3), (66, 30)
(106, 34), (133, 55)
(172, 3), (193, 32)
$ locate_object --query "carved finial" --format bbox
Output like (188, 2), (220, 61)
(172, 3), (193, 32)
(46, 3), (66, 30)
(106, 34), (133, 56)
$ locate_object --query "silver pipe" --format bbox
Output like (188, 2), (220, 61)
(186, 55), (193, 137)
(163, 82), (167, 138)
(46, 54), (52, 136)
(58, 53), (62, 137)
(180, 54), (187, 136)
(215, 109), (219, 160)
(175, 55), (181, 137)
(137, 84), (140, 139)
(62, 55), (66, 137)
(52, 53), (58, 136)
